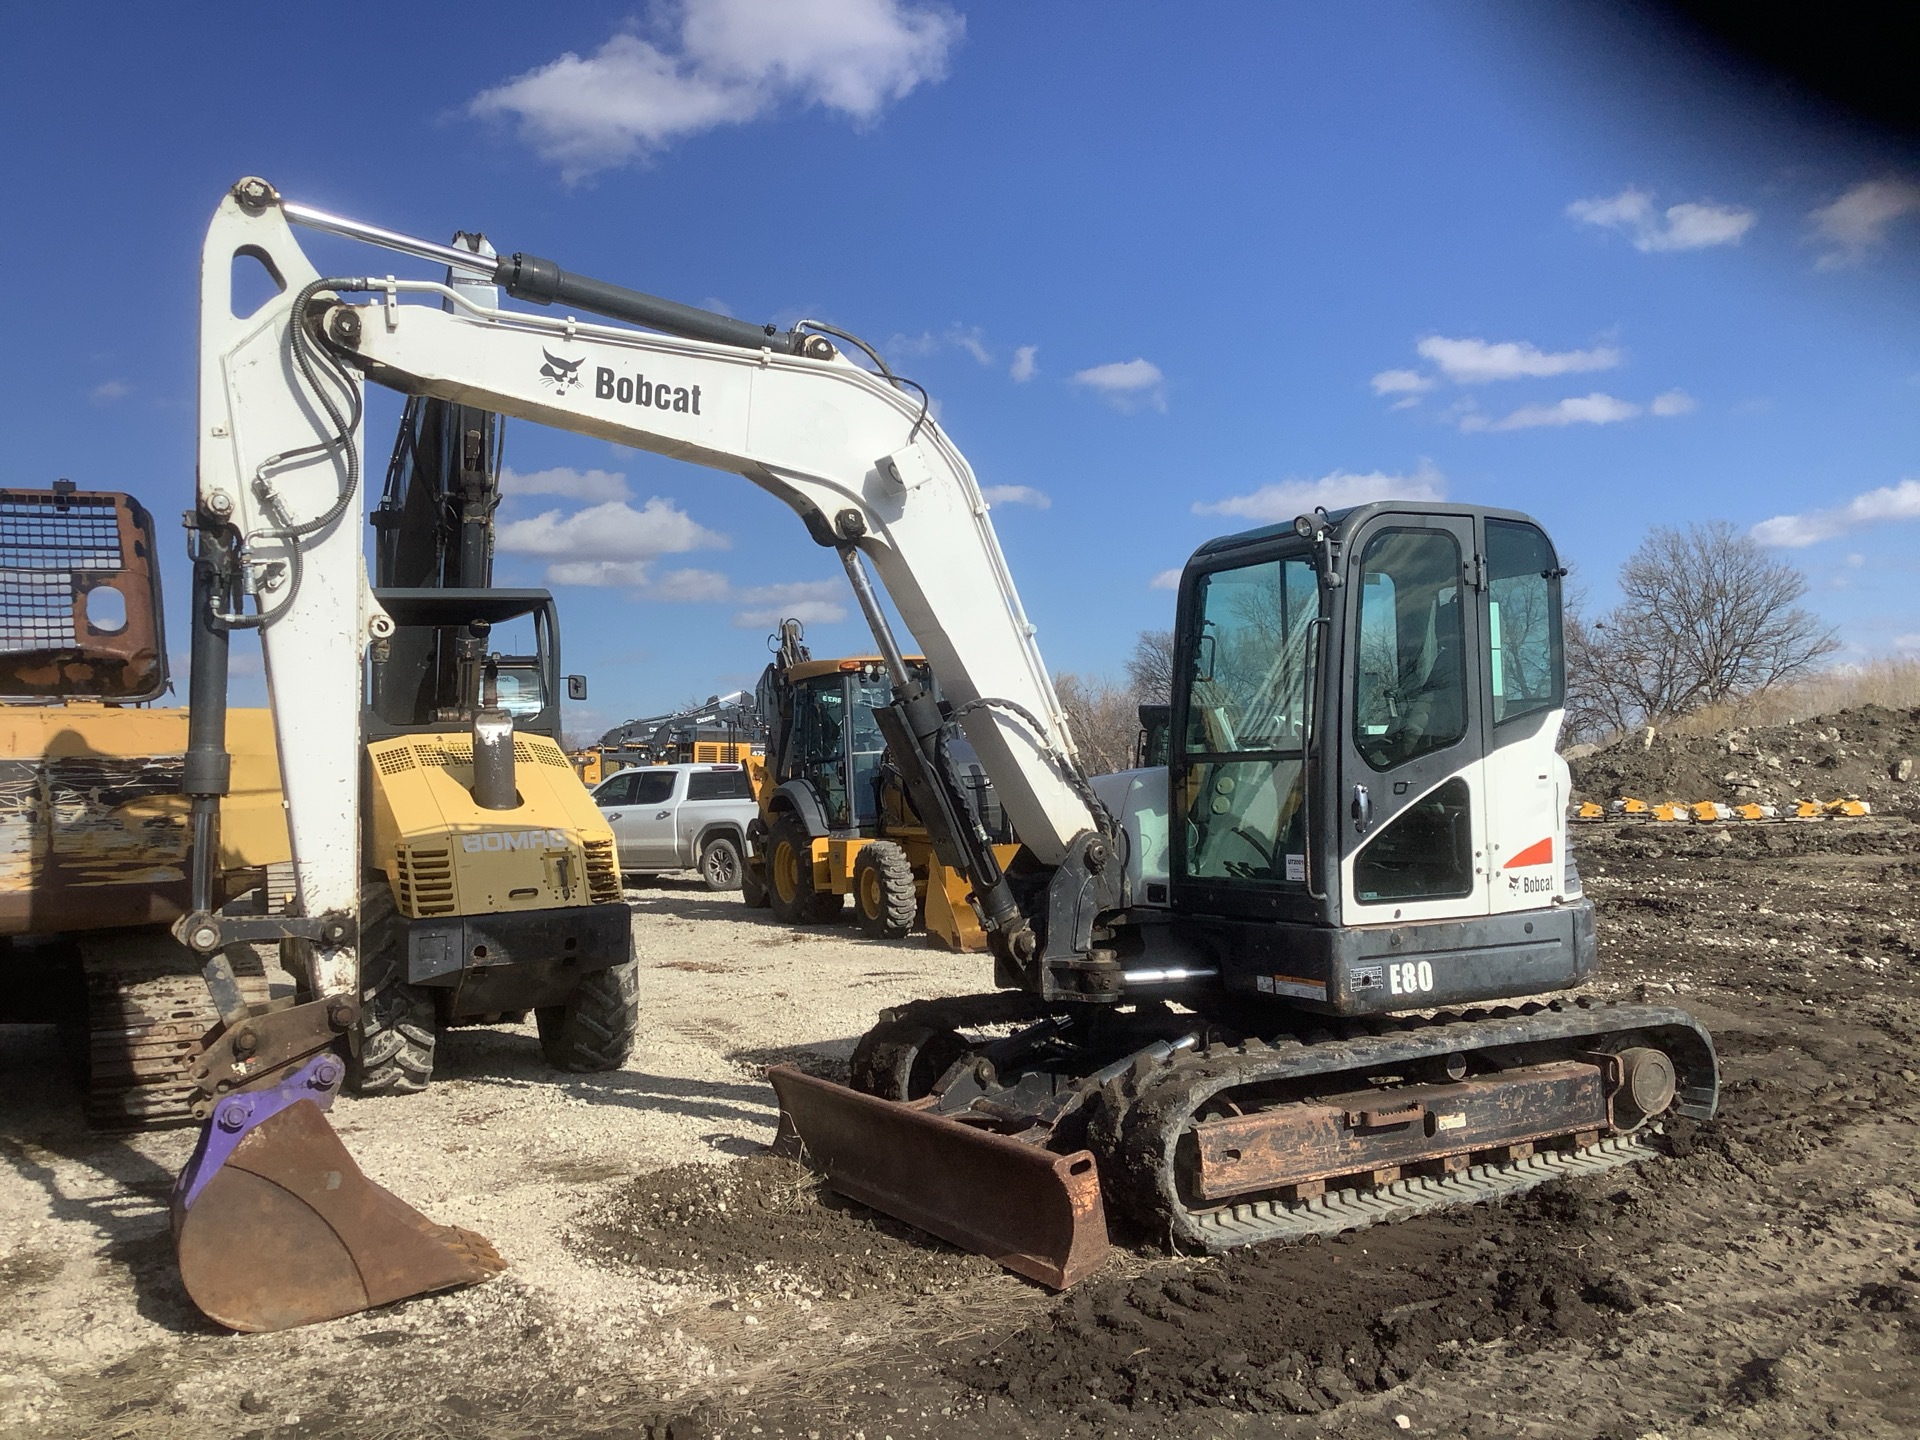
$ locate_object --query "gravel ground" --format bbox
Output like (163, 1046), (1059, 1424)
(4, 819), (1919, 1439)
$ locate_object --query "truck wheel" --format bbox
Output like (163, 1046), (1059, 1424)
(536, 960), (639, 1072)
(767, 813), (843, 923)
(699, 835), (744, 892)
(853, 842), (916, 940)
(346, 879), (436, 1096)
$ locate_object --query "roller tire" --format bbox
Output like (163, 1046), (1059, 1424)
(699, 834), (744, 892)
(536, 959), (640, 1072)
(853, 841), (917, 941)
(766, 812), (843, 924)
(346, 879), (436, 1096)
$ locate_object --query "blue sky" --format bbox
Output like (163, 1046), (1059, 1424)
(5, 3), (1917, 740)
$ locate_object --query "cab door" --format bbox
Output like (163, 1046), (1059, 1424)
(1480, 517), (1571, 914)
(1338, 515), (1489, 926)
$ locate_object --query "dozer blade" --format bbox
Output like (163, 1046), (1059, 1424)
(768, 1064), (1109, 1288)
(173, 1054), (504, 1332)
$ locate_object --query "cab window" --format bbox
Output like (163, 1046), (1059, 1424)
(594, 772), (635, 806)
(1485, 520), (1563, 728)
(1352, 529), (1467, 771)
(1179, 553), (1319, 885)
(630, 771), (677, 805)
(687, 769), (753, 801)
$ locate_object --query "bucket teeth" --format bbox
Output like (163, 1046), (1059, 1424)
(174, 1088), (504, 1332)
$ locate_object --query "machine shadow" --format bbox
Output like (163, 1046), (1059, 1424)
(0, 1029), (220, 1334)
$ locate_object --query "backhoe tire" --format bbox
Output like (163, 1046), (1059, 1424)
(741, 853), (770, 909)
(536, 959), (639, 1072)
(699, 834), (744, 892)
(766, 813), (843, 924)
(346, 879), (436, 1097)
(853, 842), (916, 941)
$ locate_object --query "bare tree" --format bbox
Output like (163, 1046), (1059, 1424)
(1570, 520), (1838, 738)
(1054, 671), (1141, 775)
(1125, 630), (1175, 703)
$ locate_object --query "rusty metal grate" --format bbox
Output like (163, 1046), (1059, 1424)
(0, 493), (125, 652)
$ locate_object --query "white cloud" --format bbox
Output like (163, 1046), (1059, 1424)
(547, 559), (657, 588)
(88, 379), (130, 404)
(948, 325), (990, 365)
(1193, 460), (1446, 523)
(1650, 389), (1697, 417)
(1567, 188), (1756, 252)
(1370, 369), (1433, 396)
(1416, 336), (1621, 384)
(1071, 357), (1166, 412)
(1150, 568), (1183, 590)
(1810, 179), (1920, 269)
(495, 498), (728, 574)
(1009, 345), (1038, 383)
(1897, 634), (1920, 654)
(731, 580), (848, 628)
(980, 484), (1050, 509)
(1461, 392), (1641, 433)
(468, 0), (963, 180)
(501, 465), (632, 503)
(886, 322), (990, 365)
(1752, 477), (1920, 548)
(641, 566), (733, 602)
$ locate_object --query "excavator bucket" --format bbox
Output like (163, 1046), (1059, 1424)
(172, 1054), (504, 1332)
(768, 1064), (1109, 1288)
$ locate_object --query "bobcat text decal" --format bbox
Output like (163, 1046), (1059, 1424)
(595, 367), (702, 415)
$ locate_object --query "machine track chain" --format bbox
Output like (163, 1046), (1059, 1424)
(1091, 999), (1716, 1254)
(80, 937), (270, 1129)
(1183, 1135), (1656, 1250)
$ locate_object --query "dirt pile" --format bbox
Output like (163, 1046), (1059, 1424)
(575, 1153), (998, 1299)
(1570, 703), (1920, 813)
(951, 1185), (1647, 1423)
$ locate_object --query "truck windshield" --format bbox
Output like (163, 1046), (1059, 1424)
(1179, 552), (1320, 885)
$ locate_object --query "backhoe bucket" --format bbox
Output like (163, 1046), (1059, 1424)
(172, 1054), (504, 1332)
(768, 1064), (1109, 1288)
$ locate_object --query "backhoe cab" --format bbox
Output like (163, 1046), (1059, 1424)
(746, 620), (1012, 950)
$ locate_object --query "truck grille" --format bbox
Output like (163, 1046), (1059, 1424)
(395, 844), (456, 917)
(583, 838), (621, 904)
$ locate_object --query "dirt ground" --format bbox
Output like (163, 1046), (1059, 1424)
(4, 810), (1919, 1439)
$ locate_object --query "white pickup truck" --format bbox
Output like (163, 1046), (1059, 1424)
(590, 762), (759, 891)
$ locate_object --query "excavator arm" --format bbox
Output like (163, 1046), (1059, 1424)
(196, 180), (1103, 985)
(174, 177), (1120, 1318)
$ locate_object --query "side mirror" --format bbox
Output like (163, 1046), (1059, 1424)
(566, 674), (588, 701)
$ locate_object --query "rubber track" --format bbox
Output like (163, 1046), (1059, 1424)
(1186, 1135), (1656, 1251)
(1100, 1001), (1716, 1253)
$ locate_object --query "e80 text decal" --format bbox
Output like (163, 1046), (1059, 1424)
(1387, 959), (1434, 995)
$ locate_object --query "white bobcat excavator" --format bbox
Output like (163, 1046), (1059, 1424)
(174, 177), (1718, 1327)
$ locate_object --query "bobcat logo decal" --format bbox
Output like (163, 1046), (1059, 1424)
(538, 349), (584, 394)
